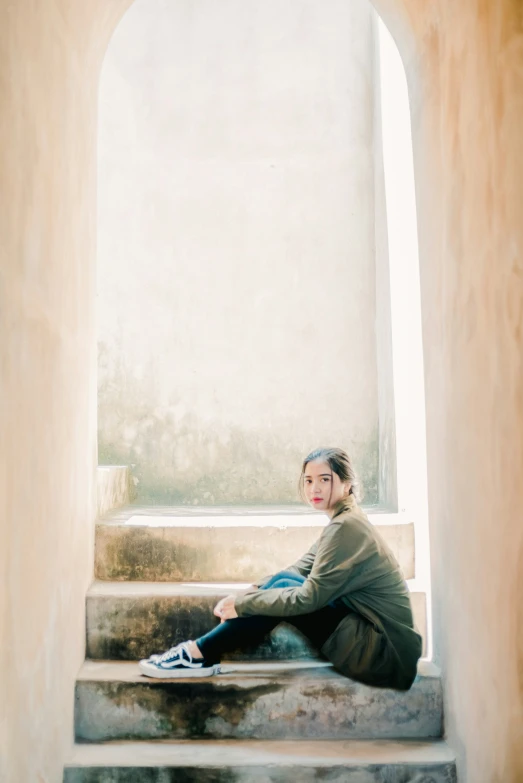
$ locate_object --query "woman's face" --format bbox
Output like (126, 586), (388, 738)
(303, 460), (350, 513)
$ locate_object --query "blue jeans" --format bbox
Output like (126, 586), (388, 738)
(195, 570), (349, 664)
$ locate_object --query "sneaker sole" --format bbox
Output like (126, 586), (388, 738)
(138, 660), (221, 679)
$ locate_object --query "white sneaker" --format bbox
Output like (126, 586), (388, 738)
(139, 641), (220, 679)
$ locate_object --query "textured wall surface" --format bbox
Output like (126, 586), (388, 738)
(415, 4), (523, 782)
(373, 0), (523, 781)
(1, 0), (523, 781)
(0, 2), (107, 781)
(97, 0), (380, 505)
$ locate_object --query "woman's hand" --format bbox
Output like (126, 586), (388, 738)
(213, 594), (238, 622)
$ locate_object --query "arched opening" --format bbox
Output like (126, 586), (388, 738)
(3, 1), (523, 781)
(96, 4), (424, 509)
(95, 0), (432, 650)
(97, 0), (383, 506)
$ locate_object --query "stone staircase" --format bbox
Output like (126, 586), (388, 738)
(63, 496), (456, 781)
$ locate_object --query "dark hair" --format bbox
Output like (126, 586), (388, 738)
(299, 447), (358, 504)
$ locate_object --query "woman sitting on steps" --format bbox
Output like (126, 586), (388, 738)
(139, 447), (422, 691)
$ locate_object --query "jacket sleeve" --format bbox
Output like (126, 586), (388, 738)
(235, 519), (374, 617)
(253, 539), (319, 587)
(281, 539), (320, 579)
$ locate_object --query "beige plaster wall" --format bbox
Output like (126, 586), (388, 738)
(1, 0), (523, 781)
(374, 0), (523, 780)
(0, 2), (107, 780)
(97, 0), (381, 505)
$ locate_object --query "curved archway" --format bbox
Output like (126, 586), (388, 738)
(97, 0), (431, 653)
(92, 4), (523, 780)
(1, 2), (523, 782)
(97, 0), (394, 506)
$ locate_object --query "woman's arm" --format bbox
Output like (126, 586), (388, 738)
(215, 540), (321, 621)
(281, 539), (320, 580)
(235, 519), (374, 618)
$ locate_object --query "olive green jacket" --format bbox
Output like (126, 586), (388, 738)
(234, 497), (422, 691)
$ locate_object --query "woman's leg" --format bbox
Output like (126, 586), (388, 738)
(195, 572), (305, 663)
(196, 598), (349, 664)
(259, 571), (306, 590)
(285, 603), (350, 650)
(139, 572), (350, 677)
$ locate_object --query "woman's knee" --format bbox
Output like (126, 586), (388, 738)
(271, 578), (301, 589)
(262, 571), (306, 590)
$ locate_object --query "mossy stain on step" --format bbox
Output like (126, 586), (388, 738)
(76, 679), (283, 740)
(65, 763), (457, 783)
(87, 593), (319, 661)
(96, 527), (204, 581)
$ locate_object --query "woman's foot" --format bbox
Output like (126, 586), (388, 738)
(144, 639), (202, 663)
(139, 641), (220, 679)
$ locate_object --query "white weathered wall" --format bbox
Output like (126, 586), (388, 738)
(97, 0), (380, 505)
(372, 20), (398, 511)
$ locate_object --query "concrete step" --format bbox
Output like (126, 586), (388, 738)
(63, 739), (456, 782)
(74, 660), (442, 742)
(97, 466), (134, 518)
(95, 506), (415, 582)
(86, 580), (427, 661)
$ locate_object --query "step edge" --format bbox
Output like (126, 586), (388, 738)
(87, 577), (425, 598)
(96, 511), (413, 528)
(76, 658), (441, 681)
(64, 739), (456, 768)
